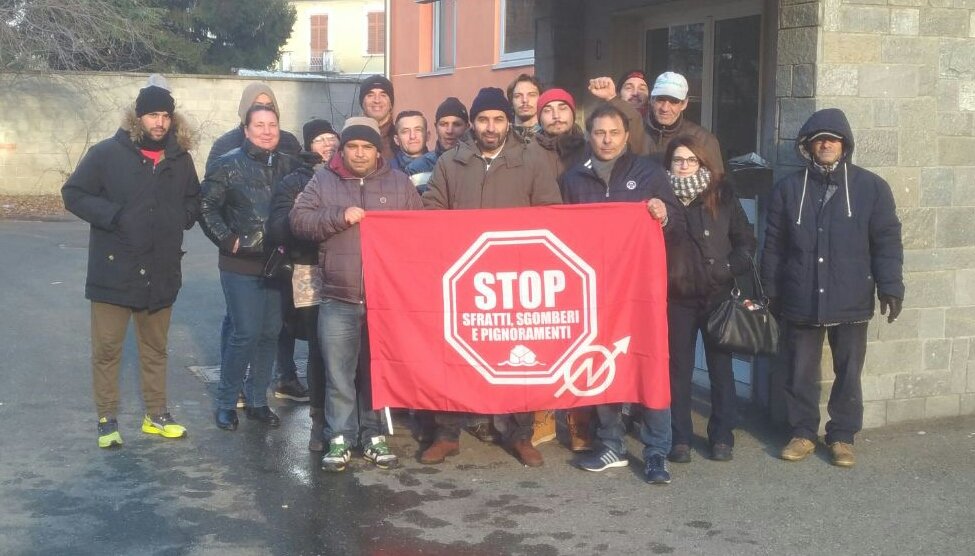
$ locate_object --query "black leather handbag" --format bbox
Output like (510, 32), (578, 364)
(262, 245), (293, 281)
(706, 260), (780, 355)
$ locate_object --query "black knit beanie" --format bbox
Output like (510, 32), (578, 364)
(435, 97), (469, 124)
(302, 119), (338, 151)
(358, 75), (395, 107)
(136, 85), (175, 117)
(470, 87), (513, 121)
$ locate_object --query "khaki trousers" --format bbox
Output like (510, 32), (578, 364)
(91, 301), (172, 418)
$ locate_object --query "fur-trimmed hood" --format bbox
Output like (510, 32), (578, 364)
(121, 106), (197, 152)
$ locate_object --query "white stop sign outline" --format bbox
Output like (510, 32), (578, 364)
(442, 229), (598, 385)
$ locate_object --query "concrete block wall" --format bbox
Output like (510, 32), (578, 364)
(0, 72), (361, 195)
(772, 0), (975, 430)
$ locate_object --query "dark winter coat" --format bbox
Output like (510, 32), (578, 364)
(290, 157), (423, 303)
(62, 111), (200, 311)
(527, 125), (588, 180)
(198, 140), (300, 276)
(559, 151), (685, 244)
(645, 115), (723, 169)
(205, 126), (301, 175)
(423, 130), (562, 209)
(760, 108), (904, 325)
(672, 190), (756, 302)
(267, 151), (324, 266)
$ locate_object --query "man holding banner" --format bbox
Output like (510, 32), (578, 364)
(419, 86), (563, 467)
(560, 102), (684, 484)
(290, 117), (423, 473)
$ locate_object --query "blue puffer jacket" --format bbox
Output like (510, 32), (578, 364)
(760, 108), (904, 325)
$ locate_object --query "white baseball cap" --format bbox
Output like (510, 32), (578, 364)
(651, 72), (689, 101)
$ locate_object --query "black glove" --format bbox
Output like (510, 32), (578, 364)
(879, 294), (902, 324)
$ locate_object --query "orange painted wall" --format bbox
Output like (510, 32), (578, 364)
(389, 0), (534, 149)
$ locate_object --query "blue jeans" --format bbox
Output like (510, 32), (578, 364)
(318, 298), (380, 446)
(216, 271), (282, 410)
(595, 404), (672, 460)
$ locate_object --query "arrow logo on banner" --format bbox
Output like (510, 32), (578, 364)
(554, 336), (630, 398)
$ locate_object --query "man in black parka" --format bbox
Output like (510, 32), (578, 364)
(62, 75), (200, 449)
(761, 108), (904, 467)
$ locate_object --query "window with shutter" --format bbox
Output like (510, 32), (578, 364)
(310, 15), (328, 71)
(367, 11), (385, 55)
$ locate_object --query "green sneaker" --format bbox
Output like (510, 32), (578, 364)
(363, 435), (399, 469)
(141, 412), (187, 439)
(97, 417), (123, 449)
(321, 435), (351, 472)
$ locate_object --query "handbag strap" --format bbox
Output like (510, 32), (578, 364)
(747, 257), (769, 304)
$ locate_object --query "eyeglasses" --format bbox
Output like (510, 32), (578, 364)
(311, 136), (337, 144)
(671, 156), (700, 167)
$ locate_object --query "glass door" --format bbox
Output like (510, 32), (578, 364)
(643, 13), (761, 161)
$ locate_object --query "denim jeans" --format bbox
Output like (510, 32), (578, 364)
(318, 298), (380, 446)
(216, 271), (282, 410)
(595, 404), (672, 459)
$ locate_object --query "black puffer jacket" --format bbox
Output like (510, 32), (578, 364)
(559, 151), (685, 244)
(761, 108), (904, 325)
(62, 111), (200, 311)
(199, 140), (299, 275)
(671, 190), (756, 302)
(267, 151), (324, 266)
(205, 126), (301, 175)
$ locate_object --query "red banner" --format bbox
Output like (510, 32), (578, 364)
(360, 202), (670, 413)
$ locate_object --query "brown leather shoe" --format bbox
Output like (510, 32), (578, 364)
(829, 442), (855, 468)
(780, 437), (816, 461)
(511, 438), (544, 467)
(419, 439), (460, 464)
(566, 408), (594, 452)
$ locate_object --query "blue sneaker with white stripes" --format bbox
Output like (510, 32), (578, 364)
(573, 448), (628, 472)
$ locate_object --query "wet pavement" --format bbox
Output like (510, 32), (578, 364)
(1, 218), (974, 555)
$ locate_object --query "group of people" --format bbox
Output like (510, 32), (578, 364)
(62, 66), (904, 484)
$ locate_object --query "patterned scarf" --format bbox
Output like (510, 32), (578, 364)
(668, 167), (711, 205)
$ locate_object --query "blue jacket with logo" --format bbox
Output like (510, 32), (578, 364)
(559, 151), (684, 243)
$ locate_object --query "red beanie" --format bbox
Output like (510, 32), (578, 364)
(537, 88), (575, 114)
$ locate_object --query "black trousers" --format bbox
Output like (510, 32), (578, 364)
(669, 300), (738, 447)
(434, 411), (533, 443)
(786, 322), (868, 445)
(300, 305), (326, 411)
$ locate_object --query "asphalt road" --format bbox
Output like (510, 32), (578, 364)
(1, 217), (973, 555)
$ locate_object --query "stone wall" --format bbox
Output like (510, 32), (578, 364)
(772, 0), (975, 428)
(0, 72), (362, 195)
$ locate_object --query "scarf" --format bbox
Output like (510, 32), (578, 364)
(668, 167), (711, 205)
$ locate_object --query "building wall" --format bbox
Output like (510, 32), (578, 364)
(389, 0), (534, 147)
(770, 0), (975, 427)
(0, 72), (360, 195)
(282, 0), (385, 75)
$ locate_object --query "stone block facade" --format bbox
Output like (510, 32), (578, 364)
(773, 0), (975, 430)
(0, 72), (360, 195)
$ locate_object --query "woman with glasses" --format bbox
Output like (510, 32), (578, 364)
(663, 135), (756, 463)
